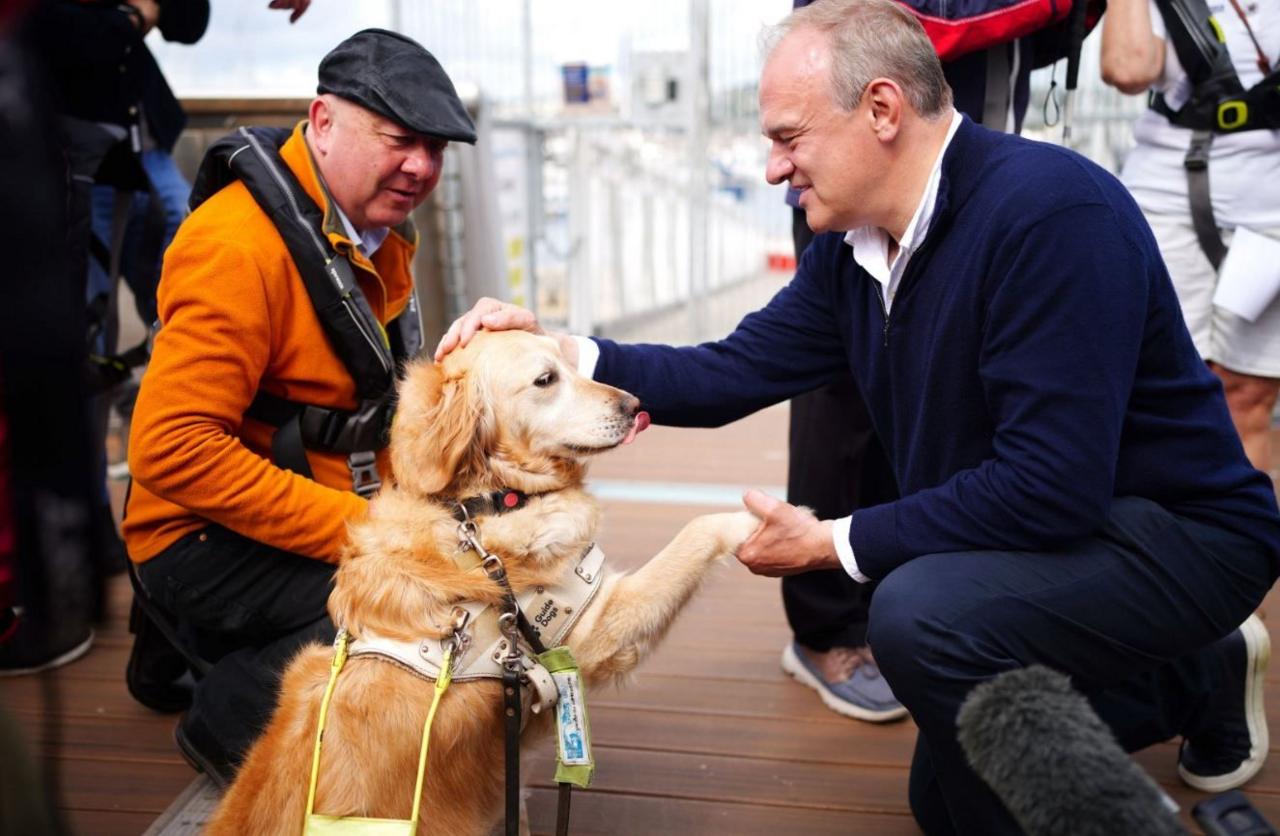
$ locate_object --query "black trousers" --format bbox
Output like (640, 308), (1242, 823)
(136, 525), (336, 763)
(869, 497), (1274, 834)
(783, 207), (899, 650)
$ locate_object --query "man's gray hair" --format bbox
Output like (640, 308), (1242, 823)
(763, 0), (952, 118)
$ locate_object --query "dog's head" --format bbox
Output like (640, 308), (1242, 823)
(391, 330), (642, 497)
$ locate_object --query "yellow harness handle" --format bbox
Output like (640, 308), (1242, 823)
(305, 629), (454, 830)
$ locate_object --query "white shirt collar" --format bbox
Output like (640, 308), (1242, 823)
(333, 203), (390, 257)
(843, 110), (963, 311)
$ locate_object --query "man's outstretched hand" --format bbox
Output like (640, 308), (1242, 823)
(434, 297), (554, 361)
(736, 489), (840, 577)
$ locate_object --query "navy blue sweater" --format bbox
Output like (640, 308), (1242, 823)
(593, 117), (1280, 580)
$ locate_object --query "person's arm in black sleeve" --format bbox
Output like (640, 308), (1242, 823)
(157, 0), (211, 44)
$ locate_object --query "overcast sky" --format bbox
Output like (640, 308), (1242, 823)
(150, 0), (787, 110)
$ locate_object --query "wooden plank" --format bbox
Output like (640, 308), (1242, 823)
(521, 746), (912, 815)
(67, 809), (165, 836)
(11, 713), (184, 758)
(523, 787), (919, 836)
(50, 756), (196, 814)
(587, 704), (919, 766)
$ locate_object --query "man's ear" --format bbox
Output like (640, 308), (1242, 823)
(864, 78), (903, 142)
(308, 96), (333, 155)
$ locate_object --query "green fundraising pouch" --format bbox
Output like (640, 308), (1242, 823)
(538, 646), (595, 787)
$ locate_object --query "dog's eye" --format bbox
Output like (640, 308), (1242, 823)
(534, 371), (558, 388)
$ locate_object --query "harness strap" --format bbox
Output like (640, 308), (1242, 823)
(345, 544), (608, 684)
(271, 410), (314, 481)
(246, 391), (393, 496)
(410, 645), (454, 826)
(305, 630), (454, 830)
(306, 630), (351, 819)
(1184, 130), (1227, 270)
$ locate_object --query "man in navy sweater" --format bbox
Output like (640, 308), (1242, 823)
(439, 0), (1280, 831)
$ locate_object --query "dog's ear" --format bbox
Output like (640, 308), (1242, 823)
(391, 359), (490, 495)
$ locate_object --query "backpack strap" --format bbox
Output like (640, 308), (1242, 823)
(244, 391), (393, 496)
(1151, 0), (1280, 133)
(1183, 130), (1227, 270)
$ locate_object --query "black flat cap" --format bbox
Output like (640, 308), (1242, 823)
(318, 28), (477, 144)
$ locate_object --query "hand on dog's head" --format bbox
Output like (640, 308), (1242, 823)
(392, 330), (641, 499)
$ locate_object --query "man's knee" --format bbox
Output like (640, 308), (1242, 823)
(868, 555), (1018, 702)
(867, 560), (948, 687)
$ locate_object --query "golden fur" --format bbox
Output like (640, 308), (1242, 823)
(207, 330), (758, 835)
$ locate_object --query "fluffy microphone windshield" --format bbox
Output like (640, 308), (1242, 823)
(957, 665), (1186, 836)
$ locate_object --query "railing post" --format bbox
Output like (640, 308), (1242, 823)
(687, 0), (710, 344)
(567, 128), (593, 336)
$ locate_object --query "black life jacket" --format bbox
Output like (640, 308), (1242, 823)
(1152, 0), (1280, 132)
(188, 126), (423, 497)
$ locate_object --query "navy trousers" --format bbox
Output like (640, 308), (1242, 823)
(867, 496), (1275, 835)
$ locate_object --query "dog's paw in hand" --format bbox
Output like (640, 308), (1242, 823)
(712, 510), (762, 554)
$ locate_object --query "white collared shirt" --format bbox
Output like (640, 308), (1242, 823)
(843, 109), (962, 316)
(575, 109), (964, 584)
(333, 203), (390, 257)
(833, 108), (962, 583)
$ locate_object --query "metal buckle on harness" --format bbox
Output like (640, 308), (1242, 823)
(347, 450), (381, 497)
(1184, 135), (1212, 171)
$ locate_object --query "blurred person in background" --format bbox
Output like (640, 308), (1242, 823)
(1103, 0), (1280, 476)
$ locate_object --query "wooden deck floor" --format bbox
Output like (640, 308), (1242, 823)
(4, 407), (1280, 834)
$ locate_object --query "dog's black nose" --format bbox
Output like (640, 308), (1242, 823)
(619, 393), (640, 417)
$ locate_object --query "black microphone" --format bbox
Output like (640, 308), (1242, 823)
(957, 665), (1187, 836)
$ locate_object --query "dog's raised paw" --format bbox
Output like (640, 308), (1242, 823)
(714, 510), (761, 553)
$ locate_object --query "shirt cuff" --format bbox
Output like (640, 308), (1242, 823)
(831, 516), (870, 583)
(574, 335), (600, 378)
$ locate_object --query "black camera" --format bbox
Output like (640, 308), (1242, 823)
(1193, 791), (1277, 836)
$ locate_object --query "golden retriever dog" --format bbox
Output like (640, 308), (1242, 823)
(207, 329), (759, 834)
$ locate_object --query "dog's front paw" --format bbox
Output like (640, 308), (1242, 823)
(708, 510), (761, 554)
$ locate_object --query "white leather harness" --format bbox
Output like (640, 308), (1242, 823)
(345, 543), (610, 717)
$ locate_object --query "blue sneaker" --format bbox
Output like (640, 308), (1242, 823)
(1178, 613), (1270, 792)
(781, 641), (908, 723)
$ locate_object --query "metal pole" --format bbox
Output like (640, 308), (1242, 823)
(522, 1), (539, 316)
(687, 0), (710, 343)
(568, 129), (593, 336)
(522, 0), (534, 116)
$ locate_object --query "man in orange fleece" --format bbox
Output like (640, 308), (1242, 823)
(122, 29), (476, 786)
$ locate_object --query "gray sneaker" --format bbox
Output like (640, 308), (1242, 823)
(781, 641), (909, 723)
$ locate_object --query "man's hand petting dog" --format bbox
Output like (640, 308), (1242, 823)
(737, 490), (841, 577)
(435, 297), (579, 364)
(439, 300), (840, 579)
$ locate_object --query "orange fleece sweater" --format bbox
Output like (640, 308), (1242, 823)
(123, 122), (417, 563)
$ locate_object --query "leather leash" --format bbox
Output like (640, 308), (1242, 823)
(456, 503), (574, 836)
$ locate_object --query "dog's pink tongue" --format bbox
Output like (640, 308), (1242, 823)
(622, 411), (651, 445)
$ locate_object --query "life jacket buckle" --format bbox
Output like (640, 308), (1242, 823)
(348, 450), (381, 497)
